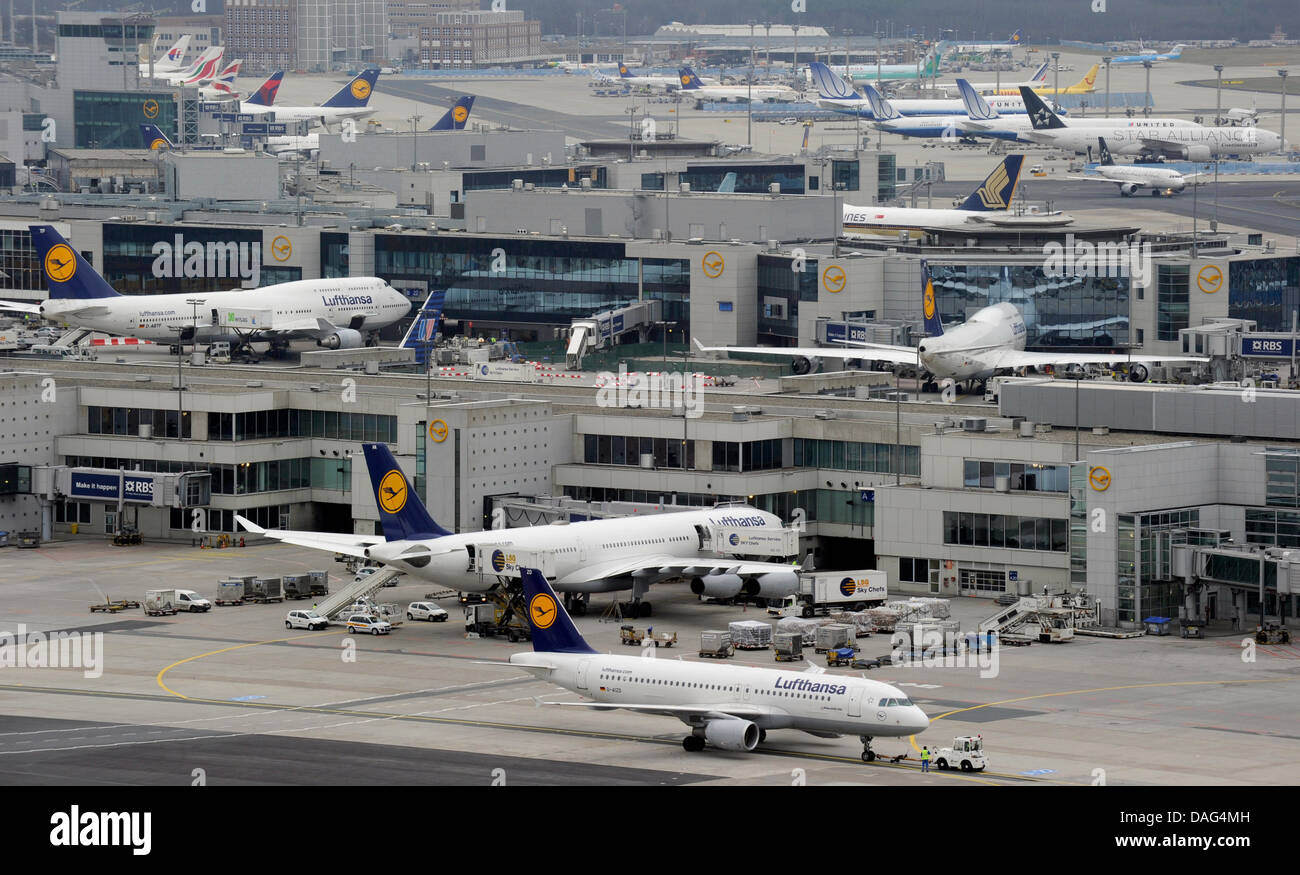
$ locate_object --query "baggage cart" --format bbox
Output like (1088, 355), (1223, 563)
(699, 630), (733, 658)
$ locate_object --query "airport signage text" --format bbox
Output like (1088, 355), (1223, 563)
(69, 471), (155, 503)
(1241, 337), (1296, 358)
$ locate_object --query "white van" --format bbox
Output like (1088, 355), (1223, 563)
(175, 589), (212, 612)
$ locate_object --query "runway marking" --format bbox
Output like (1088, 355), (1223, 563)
(155, 629), (343, 699)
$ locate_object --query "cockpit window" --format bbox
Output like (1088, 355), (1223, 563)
(879, 697), (914, 708)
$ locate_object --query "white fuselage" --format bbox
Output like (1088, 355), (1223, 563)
(1030, 121), (1281, 156)
(366, 508), (785, 593)
(619, 74), (682, 90)
(842, 204), (999, 238)
(240, 102), (376, 126)
(687, 84), (798, 102)
(41, 278), (408, 343)
(915, 302), (1026, 381)
(511, 651), (930, 738)
(1094, 164), (1188, 190)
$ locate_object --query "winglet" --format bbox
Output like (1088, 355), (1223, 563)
(234, 513), (266, 534)
(519, 568), (597, 654)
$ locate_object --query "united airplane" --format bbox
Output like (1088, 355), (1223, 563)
(697, 261), (1206, 388)
(237, 444), (805, 614)
(501, 567), (929, 758)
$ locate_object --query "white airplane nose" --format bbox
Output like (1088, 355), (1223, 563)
(908, 706), (930, 733)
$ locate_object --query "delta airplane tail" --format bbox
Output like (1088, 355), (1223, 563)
(140, 123), (174, 150)
(955, 155), (1024, 212)
(861, 84), (900, 121)
(361, 443), (454, 541)
(957, 78), (999, 120)
(321, 68), (380, 109)
(678, 66), (705, 90)
(920, 260), (945, 337)
(245, 71), (284, 107)
(428, 96), (475, 131)
(30, 225), (122, 301)
(519, 568), (598, 654)
(809, 61), (857, 100)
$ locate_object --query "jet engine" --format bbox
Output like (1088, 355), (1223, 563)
(1119, 182), (1140, 197)
(741, 570), (799, 599)
(791, 355), (822, 375)
(1127, 363), (1150, 383)
(1183, 145), (1211, 161)
(318, 328), (364, 350)
(704, 719), (761, 751)
(689, 573), (744, 599)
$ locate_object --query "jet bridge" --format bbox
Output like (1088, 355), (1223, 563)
(563, 298), (662, 369)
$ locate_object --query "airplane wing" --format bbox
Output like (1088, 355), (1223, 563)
(235, 513), (385, 558)
(979, 348), (1209, 371)
(0, 299), (41, 314)
(1137, 138), (1193, 157)
(544, 701), (787, 723)
(695, 339), (920, 366)
(553, 555), (800, 587)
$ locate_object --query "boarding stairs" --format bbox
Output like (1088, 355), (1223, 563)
(315, 567), (404, 619)
(51, 327), (96, 347)
(978, 597), (1042, 636)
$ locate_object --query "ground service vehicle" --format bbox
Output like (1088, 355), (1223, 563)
(346, 613), (392, 635)
(406, 601), (448, 622)
(285, 610), (329, 630)
(933, 735), (988, 772)
(770, 571), (888, 617)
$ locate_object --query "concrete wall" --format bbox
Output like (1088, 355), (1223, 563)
(319, 130), (567, 172)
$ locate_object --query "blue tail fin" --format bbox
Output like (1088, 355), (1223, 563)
(920, 260), (944, 337)
(429, 96), (475, 131)
(400, 288), (446, 365)
(1018, 85), (1066, 129)
(140, 123), (174, 150)
(519, 568), (597, 654)
(29, 225), (121, 300)
(361, 443), (453, 541)
(861, 84), (899, 121)
(321, 69), (379, 109)
(955, 155), (1023, 211)
(1029, 62), (1048, 82)
(678, 66), (704, 90)
(246, 71), (284, 107)
(1009, 29), (1023, 44)
(618, 63), (633, 78)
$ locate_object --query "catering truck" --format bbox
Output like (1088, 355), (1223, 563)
(768, 570), (888, 618)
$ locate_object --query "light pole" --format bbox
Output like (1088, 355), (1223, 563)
(1103, 56), (1111, 117)
(764, 21), (771, 75)
(1280, 69), (1289, 157)
(407, 113), (423, 171)
(792, 24), (800, 89)
(1142, 60), (1152, 117)
(1051, 51), (1060, 105)
(747, 20), (756, 149)
(180, 297), (203, 439)
(626, 104), (639, 162)
(1213, 64), (1224, 125)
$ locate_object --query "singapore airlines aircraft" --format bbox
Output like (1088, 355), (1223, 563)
(697, 261), (1207, 387)
(237, 444), (804, 614)
(498, 567), (930, 759)
(0, 226), (410, 351)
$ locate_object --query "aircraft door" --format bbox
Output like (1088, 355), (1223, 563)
(577, 538), (588, 563)
(577, 658), (591, 691)
(848, 686), (863, 717)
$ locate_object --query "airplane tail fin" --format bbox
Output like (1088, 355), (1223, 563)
(1019, 85), (1066, 129)
(361, 443), (454, 541)
(321, 68), (379, 108)
(955, 155), (1024, 212)
(29, 225), (122, 301)
(140, 123), (174, 150)
(161, 34), (190, 64)
(519, 567), (597, 654)
(1009, 29), (1023, 44)
(429, 96), (475, 131)
(957, 78), (998, 120)
(1075, 63), (1099, 91)
(809, 61), (857, 100)
(246, 71), (284, 107)
(182, 47), (224, 84)
(678, 66), (704, 90)
(1097, 137), (1115, 165)
(1030, 62), (1048, 82)
(920, 260), (944, 337)
(618, 63), (633, 79)
(400, 289), (446, 365)
(861, 83), (900, 121)
(716, 171), (737, 193)
(1169, 44), (1186, 58)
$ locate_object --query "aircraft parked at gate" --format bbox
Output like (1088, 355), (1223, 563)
(138, 34), (191, 75)
(240, 70), (381, 127)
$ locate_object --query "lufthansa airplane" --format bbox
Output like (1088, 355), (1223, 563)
(698, 261), (1207, 388)
(237, 444), (803, 613)
(501, 567), (929, 759)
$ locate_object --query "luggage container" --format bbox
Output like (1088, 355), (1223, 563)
(215, 579), (245, 606)
(814, 623), (853, 653)
(728, 620), (772, 650)
(773, 631), (803, 662)
(248, 577), (283, 603)
(143, 589), (179, 616)
(698, 630), (733, 659)
(282, 574), (311, 600)
(307, 570), (330, 596)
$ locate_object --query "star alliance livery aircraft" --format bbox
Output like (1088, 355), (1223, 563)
(502, 567), (929, 758)
(237, 443), (804, 613)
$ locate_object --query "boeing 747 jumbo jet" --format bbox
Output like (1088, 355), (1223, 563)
(503, 567), (930, 759)
(240, 69), (381, 127)
(0, 226), (410, 351)
(678, 66), (798, 102)
(237, 443), (804, 615)
(697, 261), (1207, 389)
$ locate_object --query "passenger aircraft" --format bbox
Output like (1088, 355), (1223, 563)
(616, 63), (703, 90)
(1110, 44), (1187, 64)
(153, 46), (224, 85)
(844, 46), (944, 85)
(236, 444), (804, 614)
(138, 34), (191, 75)
(265, 95), (475, 158)
(984, 63), (1099, 96)
(1018, 85), (1283, 159)
(1071, 137), (1201, 195)
(697, 261), (1207, 387)
(811, 62), (1051, 119)
(197, 60), (243, 99)
(241, 70), (381, 127)
(0, 226), (410, 351)
(500, 568), (929, 758)
(947, 62), (1048, 95)
(678, 67), (797, 102)
(943, 30), (1023, 55)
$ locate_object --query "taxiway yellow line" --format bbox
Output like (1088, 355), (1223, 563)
(155, 629), (342, 699)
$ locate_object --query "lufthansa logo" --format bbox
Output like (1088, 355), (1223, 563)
(1197, 265), (1223, 294)
(728, 533), (740, 546)
(149, 138), (168, 151)
(270, 235), (292, 262)
(680, 73), (690, 85)
(428, 419), (449, 443)
(142, 99), (159, 119)
(529, 593), (558, 630)
(378, 470), (408, 513)
(702, 251), (725, 278)
(923, 280), (937, 320)
(44, 244), (77, 283)
(351, 79), (371, 99)
(1089, 466), (1112, 491)
(453, 105), (468, 123)
(822, 265), (846, 293)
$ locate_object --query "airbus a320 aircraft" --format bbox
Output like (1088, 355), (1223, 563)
(697, 260), (1207, 389)
(237, 443), (804, 615)
(499, 567), (930, 760)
